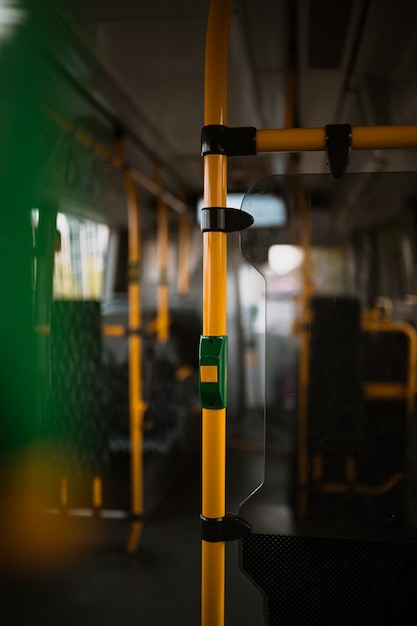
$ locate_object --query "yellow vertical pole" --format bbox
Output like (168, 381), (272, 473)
(92, 475), (103, 509)
(115, 139), (146, 552)
(125, 171), (146, 552)
(201, 1), (233, 625)
(60, 475), (68, 508)
(156, 168), (170, 343)
(178, 213), (191, 295)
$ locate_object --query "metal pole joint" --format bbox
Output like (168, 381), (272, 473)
(201, 124), (257, 157)
(200, 513), (252, 542)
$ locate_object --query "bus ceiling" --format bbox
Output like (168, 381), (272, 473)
(34, 0), (417, 208)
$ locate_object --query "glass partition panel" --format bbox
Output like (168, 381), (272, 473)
(238, 171), (417, 542)
(236, 171), (417, 624)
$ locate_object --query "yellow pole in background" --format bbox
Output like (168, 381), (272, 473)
(60, 475), (68, 508)
(178, 213), (191, 295)
(156, 167), (170, 343)
(92, 475), (103, 509)
(201, 1), (233, 625)
(116, 139), (147, 553)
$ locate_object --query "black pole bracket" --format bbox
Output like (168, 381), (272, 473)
(201, 513), (252, 542)
(325, 124), (351, 178)
(201, 125), (257, 157)
(201, 207), (254, 233)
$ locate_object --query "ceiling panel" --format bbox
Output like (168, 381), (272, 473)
(42, 0), (417, 197)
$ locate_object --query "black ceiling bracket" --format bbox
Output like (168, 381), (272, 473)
(200, 206), (254, 233)
(201, 125), (257, 157)
(200, 513), (252, 542)
(325, 123), (352, 178)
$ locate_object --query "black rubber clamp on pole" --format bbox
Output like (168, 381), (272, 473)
(200, 513), (252, 542)
(201, 125), (257, 157)
(201, 207), (254, 233)
(325, 124), (352, 178)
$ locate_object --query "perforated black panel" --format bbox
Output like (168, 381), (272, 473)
(144, 358), (181, 450)
(46, 300), (108, 474)
(241, 533), (417, 625)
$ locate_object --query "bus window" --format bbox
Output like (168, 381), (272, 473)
(375, 214), (417, 302)
(53, 213), (109, 299)
(267, 244), (303, 295)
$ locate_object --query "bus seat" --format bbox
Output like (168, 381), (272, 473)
(46, 299), (109, 478)
(307, 296), (364, 472)
(240, 297), (417, 623)
(358, 326), (413, 490)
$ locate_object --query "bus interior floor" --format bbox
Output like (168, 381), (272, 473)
(0, 445), (265, 626)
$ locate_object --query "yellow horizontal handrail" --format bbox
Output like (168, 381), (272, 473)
(35, 324), (129, 337)
(256, 125), (417, 153)
(320, 473), (403, 496)
(101, 324), (126, 337)
(362, 318), (417, 416)
(364, 382), (408, 399)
